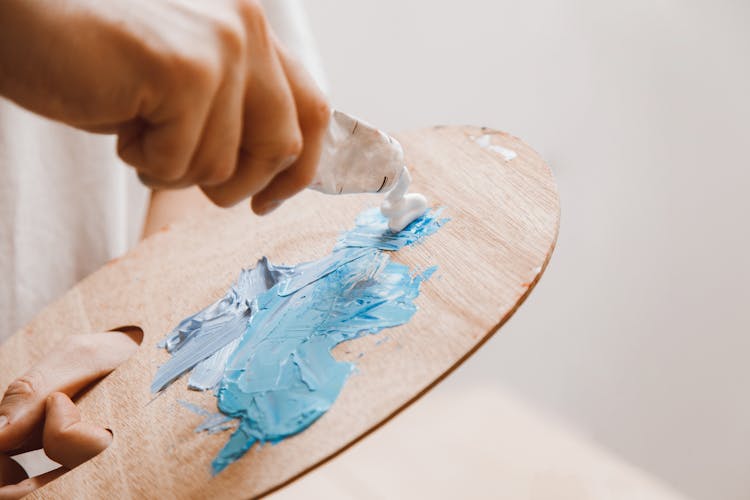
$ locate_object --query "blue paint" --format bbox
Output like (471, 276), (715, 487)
(336, 207), (445, 251)
(276, 247), (375, 297)
(212, 254), (435, 473)
(151, 258), (289, 393)
(153, 207), (447, 474)
(188, 337), (240, 391)
(177, 400), (211, 417)
(178, 400), (236, 434)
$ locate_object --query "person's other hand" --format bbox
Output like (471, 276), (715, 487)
(0, 0), (329, 214)
(0, 331), (140, 499)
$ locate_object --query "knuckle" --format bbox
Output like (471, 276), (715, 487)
(166, 52), (220, 93)
(235, 0), (272, 47)
(276, 149), (302, 173)
(236, 0), (265, 25)
(184, 58), (220, 90)
(215, 18), (245, 59)
(305, 95), (331, 131)
(283, 135), (304, 161)
(261, 134), (303, 174)
(200, 159), (236, 186)
(5, 371), (43, 401)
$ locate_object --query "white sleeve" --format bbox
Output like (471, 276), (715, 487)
(261, 0), (328, 95)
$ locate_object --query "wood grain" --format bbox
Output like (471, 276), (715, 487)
(0, 126), (560, 499)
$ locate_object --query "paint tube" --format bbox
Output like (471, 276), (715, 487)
(309, 110), (428, 232)
(308, 110), (404, 195)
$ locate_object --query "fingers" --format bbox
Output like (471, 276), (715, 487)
(113, 8), (243, 192)
(114, 1), (329, 210)
(118, 102), (211, 189)
(0, 330), (137, 498)
(0, 332), (139, 452)
(250, 44), (330, 215)
(0, 456), (27, 488)
(116, 8), (234, 189)
(42, 393), (112, 469)
(201, 9), (303, 208)
(169, 13), (248, 189)
(0, 468), (66, 500)
(185, 59), (245, 188)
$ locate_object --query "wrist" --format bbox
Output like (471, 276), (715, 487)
(0, 0), (66, 112)
(0, 0), (33, 98)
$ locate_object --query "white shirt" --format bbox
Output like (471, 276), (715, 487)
(0, 0), (324, 340)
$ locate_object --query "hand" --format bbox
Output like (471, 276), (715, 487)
(0, 331), (140, 499)
(0, 0), (329, 214)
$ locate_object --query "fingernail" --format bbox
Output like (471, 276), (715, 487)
(0, 415), (8, 429)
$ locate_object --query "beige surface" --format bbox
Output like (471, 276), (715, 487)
(0, 126), (559, 498)
(271, 385), (687, 500)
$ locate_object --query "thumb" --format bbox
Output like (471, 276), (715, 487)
(42, 393), (112, 469)
(0, 331), (140, 452)
(0, 371), (47, 452)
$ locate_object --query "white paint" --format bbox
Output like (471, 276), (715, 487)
(472, 134), (518, 161)
(380, 167), (428, 232)
(307, 110), (428, 233)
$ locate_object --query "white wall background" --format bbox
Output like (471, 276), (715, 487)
(305, 1), (750, 499)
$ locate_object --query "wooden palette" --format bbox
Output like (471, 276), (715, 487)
(0, 126), (560, 499)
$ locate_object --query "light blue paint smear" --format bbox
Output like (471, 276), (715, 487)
(151, 258), (291, 393)
(188, 337), (241, 391)
(153, 207), (447, 474)
(336, 207), (445, 251)
(178, 400), (236, 434)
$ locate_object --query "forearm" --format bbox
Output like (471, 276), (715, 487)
(0, 0), (52, 107)
(141, 188), (216, 239)
(0, 0), (147, 127)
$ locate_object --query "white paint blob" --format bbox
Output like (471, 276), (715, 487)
(305, 109), (429, 233)
(472, 134), (517, 161)
(380, 167), (429, 232)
